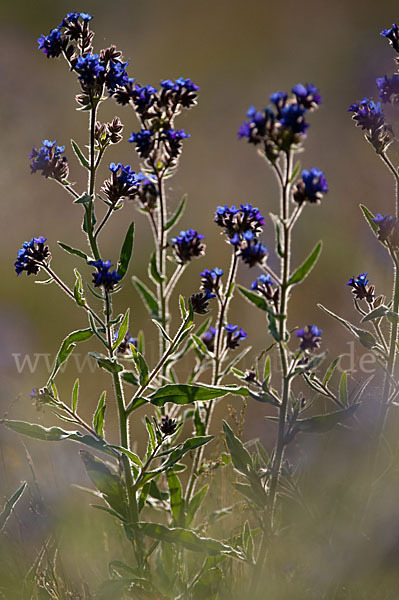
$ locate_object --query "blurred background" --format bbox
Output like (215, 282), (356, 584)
(2, 0), (399, 596)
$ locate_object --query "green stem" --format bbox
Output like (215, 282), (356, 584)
(85, 98), (100, 260)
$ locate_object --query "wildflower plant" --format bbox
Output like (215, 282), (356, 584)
(2, 10), (377, 600)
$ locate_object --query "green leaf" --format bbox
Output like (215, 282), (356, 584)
(242, 520), (254, 562)
(2, 420), (114, 455)
(264, 355), (271, 385)
(152, 319), (172, 343)
(89, 352), (123, 374)
(125, 396), (148, 416)
(270, 213), (284, 258)
(150, 437), (213, 474)
(121, 370), (139, 386)
(288, 241), (322, 286)
(222, 421), (252, 476)
(268, 311), (280, 342)
(339, 371), (348, 406)
(238, 286), (268, 311)
(165, 194), (187, 231)
(80, 451), (127, 519)
(112, 308), (130, 351)
(49, 328), (93, 383)
(117, 221), (135, 279)
(186, 485), (208, 527)
(361, 305), (389, 323)
(131, 345), (149, 386)
(71, 139), (89, 169)
(194, 405), (206, 436)
(292, 404), (360, 434)
(133, 276), (159, 318)
(73, 268), (86, 307)
(58, 241), (89, 262)
(149, 252), (164, 284)
(289, 160), (301, 183)
(71, 378), (79, 413)
(318, 304), (377, 350)
(167, 470), (185, 526)
(359, 204), (378, 235)
(93, 391), (106, 437)
(145, 417), (157, 455)
(150, 383), (248, 407)
(0, 482), (27, 531)
(111, 446), (143, 469)
(74, 192), (93, 205)
(136, 522), (245, 559)
(322, 356), (341, 386)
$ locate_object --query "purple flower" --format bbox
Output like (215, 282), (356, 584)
(29, 139), (69, 182)
(75, 53), (105, 86)
(106, 60), (130, 92)
(225, 324), (248, 350)
(160, 77), (199, 108)
(251, 274), (279, 309)
(296, 325), (322, 352)
(214, 204), (265, 240)
(348, 98), (391, 152)
(239, 239), (268, 267)
(293, 168), (328, 205)
(14, 237), (50, 276)
(200, 268), (223, 293)
(101, 163), (144, 204)
(128, 129), (154, 158)
(37, 27), (64, 58)
(279, 103), (308, 134)
(376, 74), (399, 104)
(89, 259), (122, 291)
(381, 24), (399, 52)
(346, 273), (374, 303)
(170, 229), (206, 264)
(292, 84), (321, 109)
(200, 326), (217, 352)
(372, 213), (399, 245)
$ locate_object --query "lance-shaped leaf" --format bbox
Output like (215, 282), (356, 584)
(117, 221), (135, 279)
(222, 421), (252, 476)
(149, 252), (164, 284)
(89, 352), (123, 374)
(131, 345), (149, 386)
(58, 241), (89, 262)
(73, 269), (86, 307)
(291, 403), (360, 435)
(165, 194), (187, 231)
(186, 485), (208, 527)
(238, 286), (268, 311)
(269, 213), (284, 258)
(150, 383), (248, 407)
(318, 304), (377, 350)
(148, 436), (213, 475)
(0, 482), (27, 531)
(74, 192), (93, 205)
(48, 328), (93, 383)
(133, 276), (159, 318)
(112, 308), (130, 351)
(359, 204), (378, 235)
(2, 420), (115, 455)
(80, 451), (127, 519)
(93, 391), (106, 437)
(167, 470), (185, 526)
(361, 305), (390, 323)
(71, 139), (89, 169)
(288, 241), (322, 286)
(136, 522), (245, 559)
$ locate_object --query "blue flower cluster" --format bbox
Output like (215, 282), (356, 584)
(346, 273), (374, 303)
(200, 326), (217, 352)
(238, 84), (321, 158)
(170, 230), (206, 264)
(191, 290), (216, 314)
(14, 237), (50, 276)
(128, 130), (154, 158)
(296, 325), (322, 352)
(101, 162), (145, 204)
(215, 204), (267, 267)
(251, 274), (279, 309)
(377, 74), (399, 104)
(29, 139), (69, 182)
(225, 324), (248, 350)
(89, 259), (122, 291)
(37, 12), (93, 59)
(372, 213), (399, 246)
(201, 268), (223, 293)
(75, 53), (105, 85)
(381, 23), (399, 53)
(114, 329), (137, 354)
(293, 168), (328, 205)
(348, 98), (391, 153)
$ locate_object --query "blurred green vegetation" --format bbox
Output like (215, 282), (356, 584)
(2, 0), (399, 597)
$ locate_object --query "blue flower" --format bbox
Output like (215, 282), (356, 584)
(170, 230), (206, 264)
(29, 140), (69, 181)
(128, 129), (154, 158)
(346, 273), (374, 303)
(14, 237), (50, 276)
(75, 53), (105, 86)
(292, 84), (321, 109)
(376, 74), (399, 104)
(160, 77), (199, 108)
(270, 91), (288, 109)
(114, 329), (137, 354)
(279, 103), (308, 134)
(37, 27), (63, 58)
(372, 213), (398, 244)
(214, 204), (265, 240)
(381, 24), (399, 52)
(225, 324), (248, 349)
(62, 12), (93, 25)
(200, 268), (223, 293)
(191, 289), (216, 314)
(239, 239), (268, 267)
(348, 98), (391, 152)
(293, 168), (328, 205)
(132, 83), (157, 112)
(251, 274), (279, 308)
(162, 129), (191, 159)
(238, 106), (275, 144)
(200, 326), (217, 351)
(106, 60), (130, 92)
(89, 259), (122, 291)
(101, 163), (144, 204)
(296, 325), (322, 352)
